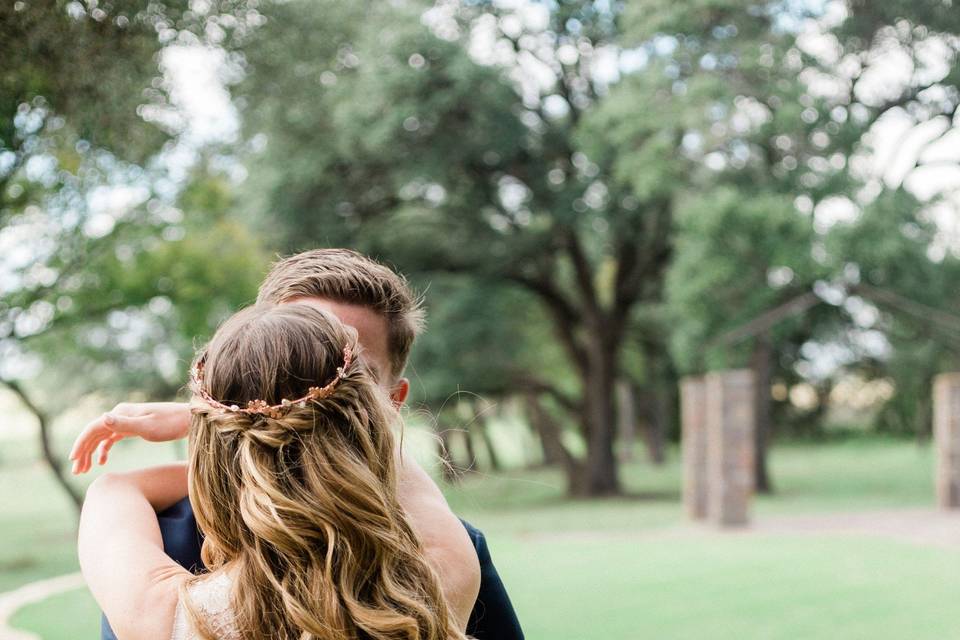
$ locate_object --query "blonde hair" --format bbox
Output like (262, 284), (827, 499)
(183, 303), (463, 640)
(256, 249), (425, 381)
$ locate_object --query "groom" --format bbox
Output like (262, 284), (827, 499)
(80, 249), (524, 640)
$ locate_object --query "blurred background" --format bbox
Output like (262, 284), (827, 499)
(2, 0), (960, 638)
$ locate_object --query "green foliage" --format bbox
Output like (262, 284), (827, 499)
(621, 0), (776, 42)
(667, 186), (821, 372)
(838, 1), (960, 43)
(827, 189), (942, 296)
(409, 275), (572, 405)
(0, 0), (270, 414)
(238, 0), (528, 255)
(232, 0), (960, 458)
(825, 188), (960, 433)
(0, 1), (167, 169)
(0, 0), (261, 214)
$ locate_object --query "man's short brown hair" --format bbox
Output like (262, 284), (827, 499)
(257, 249), (425, 379)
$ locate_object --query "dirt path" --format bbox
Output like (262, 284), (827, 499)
(0, 573), (84, 640)
(524, 507), (960, 549)
(751, 507), (960, 550)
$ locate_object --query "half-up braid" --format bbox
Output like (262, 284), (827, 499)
(183, 304), (465, 640)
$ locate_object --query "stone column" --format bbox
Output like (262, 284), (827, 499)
(680, 377), (708, 520)
(706, 369), (755, 527)
(934, 373), (960, 510)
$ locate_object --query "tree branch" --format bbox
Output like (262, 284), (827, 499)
(516, 375), (582, 415)
(611, 200), (673, 335)
(505, 271), (589, 369)
(2, 378), (83, 512)
(563, 227), (599, 316)
(708, 291), (823, 348)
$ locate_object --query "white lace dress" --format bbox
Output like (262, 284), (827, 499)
(170, 572), (240, 640)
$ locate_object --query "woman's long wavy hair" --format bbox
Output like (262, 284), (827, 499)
(182, 303), (465, 640)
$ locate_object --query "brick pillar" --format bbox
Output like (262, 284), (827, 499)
(706, 369), (755, 527)
(934, 373), (960, 510)
(681, 376), (708, 520)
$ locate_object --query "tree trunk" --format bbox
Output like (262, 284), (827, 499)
(652, 380), (672, 463)
(474, 410), (502, 471)
(524, 392), (565, 467)
(523, 265), (623, 496)
(576, 343), (621, 496)
(916, 388), (933, 444)
(637, 387), (668, 466)
(647, 385), (671, 466)
(435, 416), (461, 483)
(4, 379), (83, 513)
(751, 333), (774, 494)
(451, 400), (482, 472)
(638, 337), (675, 466)
(615, 380), (638, 463)
(463, 424), (478, 471)
(523, 392), (582, 487)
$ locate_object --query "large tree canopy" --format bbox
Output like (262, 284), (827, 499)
(230, 0), (843, 494)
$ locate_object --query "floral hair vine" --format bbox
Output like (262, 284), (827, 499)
(190, 345), (354, 419)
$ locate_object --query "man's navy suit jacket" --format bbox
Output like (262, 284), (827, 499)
(101, 497), (524, 640)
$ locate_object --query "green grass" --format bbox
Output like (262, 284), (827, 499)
(9, 588), (101, 639)
(0, 435), (181, 593)
(492, 534), (960, 639)
(5, 434), (955, 639)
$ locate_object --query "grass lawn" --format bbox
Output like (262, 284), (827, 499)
(5, 435), (957, 639)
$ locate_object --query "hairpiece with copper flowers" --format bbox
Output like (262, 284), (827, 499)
(190, 345), (354, 419)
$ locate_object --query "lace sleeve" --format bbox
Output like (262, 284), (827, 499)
(170, 572), (240, 640)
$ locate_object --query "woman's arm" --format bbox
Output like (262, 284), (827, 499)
(78, 464), (191, 640)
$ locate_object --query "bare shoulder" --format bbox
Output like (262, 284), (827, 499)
(395, 451), (480, 628)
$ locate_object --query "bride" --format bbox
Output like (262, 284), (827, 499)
(78, 303), (471, 639)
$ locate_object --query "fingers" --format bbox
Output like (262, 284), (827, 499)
(98, 433), (124, 466)
(69, 407), (153, 474)
(69, 416), (102, 462)
(76, 433), (108, 474)
(70, 421), (103, 475)
(72, 433), (101, 475)
(70, 413), (117, 474)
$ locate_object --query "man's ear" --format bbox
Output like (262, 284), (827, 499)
(390, 378), (410, 407)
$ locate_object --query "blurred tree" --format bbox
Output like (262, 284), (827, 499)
(668, 188), (824, 492)
(234, 0), (840, 495)
(0, 0), (261, 205)
(0, 0), (268, 508)
(1, 161), (266, 510)
(826, 189), (960, 437)
(6, 0), (957, 509)
(827, 1), (960, 435)
(666, 0), (960, 481)
(408, 274), (577, 476)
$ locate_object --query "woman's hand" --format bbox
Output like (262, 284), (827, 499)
(69, 402), (191, 474)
